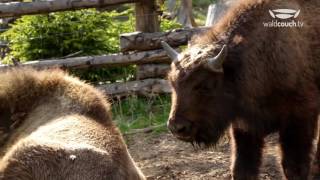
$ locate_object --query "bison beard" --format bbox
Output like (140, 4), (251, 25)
(164, 0), (320, 179)
(0, 68), (145, 180)
(193, 118), (229, 147)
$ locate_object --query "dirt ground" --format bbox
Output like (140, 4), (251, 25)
(126, 132), (285, 180)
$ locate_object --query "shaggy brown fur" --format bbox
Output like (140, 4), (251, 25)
(167, 0), (320, 179)
(0, 68), (145, 180)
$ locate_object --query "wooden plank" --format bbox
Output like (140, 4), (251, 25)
(0, 0), (17, 2)
(0, 0), (137, 18)
(97, 78), (171, 96)
(120, 27), (210, 52)
(0, 49), (174, 70)
(136, 64), (170, 79)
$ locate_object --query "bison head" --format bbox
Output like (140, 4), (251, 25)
(162, 41), (236, 146)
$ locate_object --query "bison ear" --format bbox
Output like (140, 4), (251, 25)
(206, 45), (228, 73)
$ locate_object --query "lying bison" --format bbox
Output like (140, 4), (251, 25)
(0, 68), (145, 180)
(162, 0), (320, 179)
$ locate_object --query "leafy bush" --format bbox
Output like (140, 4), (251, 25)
(160, 18), (182, 31)
(193, 0), (216, 7)
(1, 9), (136, 82)
(1, 9), (134, 62)
(1, 8), (180, 83)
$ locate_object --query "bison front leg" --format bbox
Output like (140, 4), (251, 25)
(231, 127), (264, 180)
(279, 118), (317, 180)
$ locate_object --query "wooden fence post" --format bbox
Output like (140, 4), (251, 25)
(135, 0), (163, 80)
(135, 0), (159, 32)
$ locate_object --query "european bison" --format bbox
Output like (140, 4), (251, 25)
(0, 68), (145, 180)
(162, 0), (320, 179)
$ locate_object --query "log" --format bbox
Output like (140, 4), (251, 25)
(0, 49), (174, 70)
(0, 0), (18, 3)
(136, 64), (170, 79)
(0, 0), (137, 18)
(97, 78), (171, 96)
(120, 27), (209, 52)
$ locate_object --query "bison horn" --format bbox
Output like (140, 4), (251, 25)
(161, 41), (179, 62)
(207, 45), (228, 73)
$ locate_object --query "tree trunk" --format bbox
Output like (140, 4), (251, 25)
(135, 0), (159, 32)
(177, 0), (197, 28)
(205, 0), (235, 26)
(167, 0), (176, 14)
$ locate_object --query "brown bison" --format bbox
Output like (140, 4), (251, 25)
(0, 68), (145, 180)
(162, 0), (320, 179)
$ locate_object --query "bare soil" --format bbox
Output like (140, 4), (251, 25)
(126, 132), (284, 180)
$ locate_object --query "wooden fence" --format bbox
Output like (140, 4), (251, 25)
(0, 0), (209, 96)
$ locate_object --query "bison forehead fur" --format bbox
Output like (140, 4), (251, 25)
(0, 68), (145, 180)
(168, 0), (320, 179)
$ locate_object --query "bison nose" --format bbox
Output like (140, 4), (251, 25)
(167, 118), (192, 136)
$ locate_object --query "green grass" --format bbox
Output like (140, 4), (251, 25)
(111, 95), (171, 134)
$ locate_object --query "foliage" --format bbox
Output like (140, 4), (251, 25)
(1, 9), (136, 83)
(193, 0), (216, 7)
(1, 9), (133, 62)
(71, 66), (136, 83)
(1, 8), (181, 83)
(160, 18), (182, 31)
(112, 95), (170, 134)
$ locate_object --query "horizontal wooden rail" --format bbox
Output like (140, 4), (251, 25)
(0, 49), (174, 70)
(97, 78), (171, 96)
(136, 64), (170, 79)
(0, 0), (137, 18)
(120, 26), (210, 52)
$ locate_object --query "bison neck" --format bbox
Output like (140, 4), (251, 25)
(210, 0), (320, 135)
